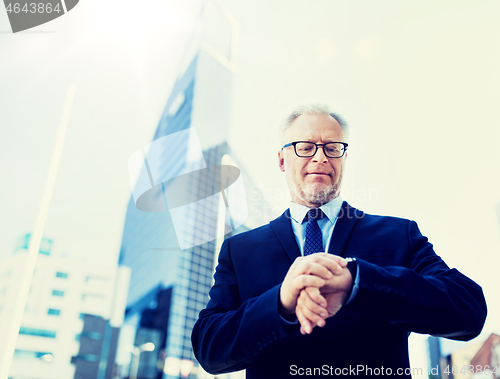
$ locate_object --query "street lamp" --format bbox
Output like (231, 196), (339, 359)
(180, 359), (194, 378)
(129, 342), (155, 379)
(163, 357), (194, 378)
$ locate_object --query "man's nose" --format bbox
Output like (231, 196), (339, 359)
(312, 146), (328, 162)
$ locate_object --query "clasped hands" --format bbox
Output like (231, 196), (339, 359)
(279, 253), (353, 335)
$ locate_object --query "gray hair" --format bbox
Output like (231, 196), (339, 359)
(279, 104), (349, 144)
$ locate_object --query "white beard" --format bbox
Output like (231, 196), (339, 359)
(298, 182), (337, 206)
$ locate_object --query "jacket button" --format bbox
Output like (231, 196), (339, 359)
(399, 290), (407, 297)
(271, 332), (278, 340)
(374, 283), (382, 291)
(382, 285), (390, 293)
(391, 288), (399, 295)
(266, 335), (273, 344)
(257, 342), (262, 350)
(261, 338), (268, 347)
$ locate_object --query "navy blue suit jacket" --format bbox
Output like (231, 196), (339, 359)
(192, 202), (487, 378)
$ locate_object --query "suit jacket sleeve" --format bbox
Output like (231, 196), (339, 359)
(345, 220), (487, 340)
(191, 238), (296, 374)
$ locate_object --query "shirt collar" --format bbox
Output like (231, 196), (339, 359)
(289, 196), (343, 225)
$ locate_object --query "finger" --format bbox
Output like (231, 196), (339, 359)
(300, 289), (327, 317)
(329, 255), (348, 268)
(308, 253), (347, 265)
(304, 286), (327, 308)
(297, 302), (325, 331)
(290, 275), (325, 295)
(320, 267), (354, 293)
(307, 254), (346, 275)
(295, 304), (309, 334)
(296, 302), (315, 335)
(298, 291), (327, 327)
(292, 259), (334, 280)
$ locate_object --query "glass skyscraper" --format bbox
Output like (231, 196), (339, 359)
(117, 4), (269, 378)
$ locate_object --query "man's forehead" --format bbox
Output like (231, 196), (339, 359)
(284, 113), (343, 138)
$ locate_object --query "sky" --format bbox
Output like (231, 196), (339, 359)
(1, 0), (500, 373)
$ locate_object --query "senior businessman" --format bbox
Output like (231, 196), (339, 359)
(191, 104), (487, 378)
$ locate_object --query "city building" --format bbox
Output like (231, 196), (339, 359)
(469, 333), (500, 378)
(72, 314), (122, 379)
(0, 234), (129, 379)
(116, 2), (270, 378)
(427, 334), (500, 379)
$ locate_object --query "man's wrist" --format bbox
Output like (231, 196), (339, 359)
(279, 300), (294, 316)
(278, 286), (299, 325)
(278, 286), (295, 316)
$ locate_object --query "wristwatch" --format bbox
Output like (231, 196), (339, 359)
(345, 257), (357, 278)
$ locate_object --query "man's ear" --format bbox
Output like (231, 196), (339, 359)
(278, 150), (285, 172)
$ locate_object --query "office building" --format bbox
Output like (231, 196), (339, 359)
(117, 2), (269, 378)
(0, 234), (129, 379)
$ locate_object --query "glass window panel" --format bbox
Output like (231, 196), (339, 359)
(47, 308), (61, 316)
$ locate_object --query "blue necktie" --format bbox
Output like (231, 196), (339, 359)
(303, 209), (325, 256)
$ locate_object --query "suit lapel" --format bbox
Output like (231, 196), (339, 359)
(328, 201), (364, 257)
(270, 209), (301, 263)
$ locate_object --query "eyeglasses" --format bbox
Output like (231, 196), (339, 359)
(281, 141), (348, 158)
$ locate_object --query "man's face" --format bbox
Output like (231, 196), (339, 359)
(278, 113), (347, 208)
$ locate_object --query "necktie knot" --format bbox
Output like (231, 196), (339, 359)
(304, 208), (325, 223)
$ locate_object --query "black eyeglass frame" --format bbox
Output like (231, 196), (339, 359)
(281, 141), (348, 158)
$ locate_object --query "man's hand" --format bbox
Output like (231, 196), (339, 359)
(279, 253), (347, 316)
(296, 265), (353, 334)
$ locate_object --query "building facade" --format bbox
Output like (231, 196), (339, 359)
(0, 234), (129, 379)
(117, 3), (270, 378)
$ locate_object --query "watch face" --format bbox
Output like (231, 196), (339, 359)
(346, 258), (357, 277)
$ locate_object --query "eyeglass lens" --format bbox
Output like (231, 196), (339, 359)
(295, 142), (345, 158)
